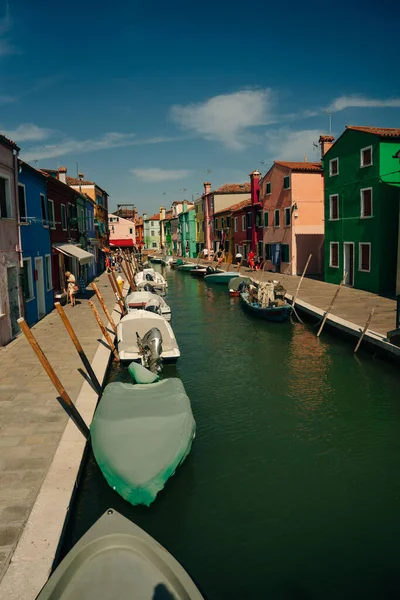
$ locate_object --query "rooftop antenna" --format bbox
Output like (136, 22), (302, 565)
(33, 159), (39, 169)
(322, 108), (332, 134)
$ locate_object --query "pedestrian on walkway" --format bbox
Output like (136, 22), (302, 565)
(235, 251), (242, 266)
(65, 271), (77, 307)
(248, 250), (255, 270)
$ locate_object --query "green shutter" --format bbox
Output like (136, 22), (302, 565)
(282, 244), (290, 262)
(264, 212), (268, 227)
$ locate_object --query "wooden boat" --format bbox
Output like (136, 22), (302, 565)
(240, 291), (292, 322)
(117, 312), (180, 362)
(134, 268), (168, 292)
(177, 261), (197, 271)
(204, 271), (239, 285)
(37, 508), (204, 598)
(228, 276), (252, 297)
(125, 290), (171, 321)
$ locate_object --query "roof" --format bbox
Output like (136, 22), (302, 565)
(274, 161), (322, 172)
(346, 125), (400, 138)
(144, 214), (160, 221)
(214, 183), (251, 194)
(0, 134), (19, 151)
(214, 198), (251, 215)
(66, 176), (95, 186)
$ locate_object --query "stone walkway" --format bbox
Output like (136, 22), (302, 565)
(0, 272), (117, 581)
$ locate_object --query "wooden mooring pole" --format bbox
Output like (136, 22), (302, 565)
(54, 302), (102, 394)
(111, 270), (124, 304)
(292, 254), (312, 309)
(17, 318), (90, 439)
(354, 307), (375, 353)
(88, 301), (120, 362)
(108, 272), (125, 314)
(316, 272), (347, 338)
(90, 282), (117, 334)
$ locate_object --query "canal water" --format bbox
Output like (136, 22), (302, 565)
(60, 267), (400, 599)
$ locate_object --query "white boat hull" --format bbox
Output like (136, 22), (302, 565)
(117, 312), (179, 362)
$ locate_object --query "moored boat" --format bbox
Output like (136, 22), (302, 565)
(125, 290), (171, 320)
(149, 255), (163, 264)
(177, 261), (197, 271)
(117, 311), (180, 362)
(204, 270), (239, 285)
(239, 280), (292, 322)
(190, 267), (207, 277)
(134, 268), (168, 292)
(37, 508), (204, 598)
(228, 276), (252, 297)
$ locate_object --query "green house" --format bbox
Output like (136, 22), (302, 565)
(178, 202), (196, 258)
(323, 126), (400, 295)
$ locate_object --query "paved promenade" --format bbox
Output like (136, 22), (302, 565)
(0, 272), (117, 581)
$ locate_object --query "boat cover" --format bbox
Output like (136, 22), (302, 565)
(228, 276), (252, 290)
(128, 362), (159, 384)
(91, 379), (195, 506)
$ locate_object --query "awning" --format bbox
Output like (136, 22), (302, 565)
(54, 244), (94, 265)
(110, 239), (134, 247)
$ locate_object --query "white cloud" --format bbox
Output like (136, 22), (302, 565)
(170, 89), (275, 150)
(0, 6), (18, 57)
(3, 123), (53, 142)
(131, 168), (191, 182)
(329, 95), (400, 113)
(21, 132), (177, 161)
(265, 129), (321, 162)
(0, 95), (16, 105)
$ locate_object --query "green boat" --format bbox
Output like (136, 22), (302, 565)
(91, 379), (196, 506)
(177, 261), (198, 271)
(37, 509), (204, 599)
(204, 271), (239, 285)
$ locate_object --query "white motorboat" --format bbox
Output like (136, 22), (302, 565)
(134, 268), (168, 292)
(117, 312), (180, 362)
(125, 290), (171, 321)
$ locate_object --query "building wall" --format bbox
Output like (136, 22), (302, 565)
(144, 218), (160, 250)
(195, 198), (204, 247)
(0, 143), (22, 345)
(109, 214), (136, 244)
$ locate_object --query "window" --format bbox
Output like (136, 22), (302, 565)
(151, 230), (154, 236)
(202, 221), (204, 231)
(359, 243), (371, 272)
(266, 182), (271, 195)
(256, 211), (262, 227)
(242, 215), (246, 231)
(329, 242), (339, 268)
(246, 212), (252, 228)
(214, 218), (218, 230)
(329, 194), (339, 220)
(185, 223), (188, 233)
(197, 222), (200, 233)
(152, 242), (157, 248)
(257, 241), (263, 258)
(221, 217), (225, 229)
(22, 258), (34, 301)
(360, 188), (373, 217)
(151, 221), (154, 227)
(0, 175), (12, 218)
(45, 255), (52, 290)
(226, 216), (231, 227)
(263, 212), (268, 227)
(274, 209), (280, 227)
(18, 184), (27, 222)
(234, 217), (238, 232)
(47, 199), (55, 228)
(283, 175), (290, 190)
(61, 204), (67, 230)
(128, 227), (132, 234)
(265, 244), (272, 260)
(284, 207), (291, 226)
(40, 194), (47, 225)
(361, 146), (372, 168)
(329, 158), (339, 176)
(281, 244), (290, 263)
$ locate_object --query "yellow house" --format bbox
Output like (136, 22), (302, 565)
(194, 196), (204, 253)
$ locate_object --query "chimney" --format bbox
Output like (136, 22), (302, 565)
(182, 200), (188, 212)
(249, 170), (261, 205)
(143, 213), (148, 221)
(58, 166), (67, 184)
(319, 135), (335, 159)
(160, 206), (166, 220)
(203, 182), (211, 195)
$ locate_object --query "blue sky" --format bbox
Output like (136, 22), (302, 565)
(1, 0), (399, 214)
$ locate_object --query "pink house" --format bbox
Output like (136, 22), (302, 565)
(108, 213), (136, 249)
(260, 160), (324, 275)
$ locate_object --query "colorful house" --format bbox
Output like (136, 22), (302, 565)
(0, 135), (22, 345)
(323, 126), (400, 294)
(213, 205), (234, 263)
(143, 213), (160, 250)
(160, 208), (173, 255)
(194, 196), (205, 254)
(135, 215), (144, 250)
(109, 213), (136, 250)
(84, 194), (96, 281)
(178, 202), (196, 257)
(18, 161), (53, 327)
(260, 157), (324, 275)
(244, 171), (263, 258)
(231, 198), (251, 260)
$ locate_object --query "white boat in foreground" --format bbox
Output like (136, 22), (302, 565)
(117, 312), (180, 362)
(125, 290), (171, 321)
(134, 268), (168, 292)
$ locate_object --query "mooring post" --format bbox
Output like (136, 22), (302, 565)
(54, 303), (102, 394)
(17, 318), (90, 439)
(317, 272), (347, 337)
(107, 273), (126, 315)
(354, 307), (375, 353)
(292, 254), (312, 310)
(88, 301), (120, 362)
(90, 282), (117, 334)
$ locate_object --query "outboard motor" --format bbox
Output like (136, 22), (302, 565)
(143, 283), (156, 294)
(145, 273), (154, 281)
(136, 328), (163, 373)
(144, 298), (162, 316)
(238, 281), (248, 293)
(206, 266), (215, 275)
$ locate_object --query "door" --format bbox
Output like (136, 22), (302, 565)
(6, 266), (20, 337)
(344, 243), (354, 286)
(35, 257), (46, 319)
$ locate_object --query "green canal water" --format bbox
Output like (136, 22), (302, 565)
(60, 268), (400, 599)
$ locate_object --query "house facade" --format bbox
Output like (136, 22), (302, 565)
(231, 199), (251, 259)
(260, 159), (324, 275)
(178, 203), (196, 257)
(18, 162), (53, 327)
(194, 196), (205, 254)
(244, 171), (263, 258)
(161, 209), (173, 255)
(0, 135), (22, 345)
(84, 195), (96, 281)
(109, 213), (136, 250)
(324, 126), (400, 294)
(213, 206), (234, 263)
(143, 214), (161, 250)
(135, 215), (144, 250)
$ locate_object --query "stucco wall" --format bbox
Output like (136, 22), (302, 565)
(109, 214), (135, 244)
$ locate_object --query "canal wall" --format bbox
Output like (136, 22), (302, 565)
(0, 274), (127, 600)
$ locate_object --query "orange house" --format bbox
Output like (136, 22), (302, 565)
(260, 161), (324, 275)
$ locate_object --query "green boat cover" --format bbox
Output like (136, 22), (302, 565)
(176, 258), (183, 266)
(127, 362), (160, 384)
(91, 379), (195, 506)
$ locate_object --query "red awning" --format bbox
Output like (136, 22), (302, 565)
(110, 239), (134, 247)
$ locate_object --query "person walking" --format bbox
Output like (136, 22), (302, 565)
(235, 250), (243, 266)
(248, 249), (255, 270)
(65, 271), (77, 307)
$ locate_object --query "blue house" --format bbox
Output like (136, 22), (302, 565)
(84, 195), (97, 282)
(18, 161), (53, 326)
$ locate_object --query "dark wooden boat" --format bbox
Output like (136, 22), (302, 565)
(240, 291), (292, 322)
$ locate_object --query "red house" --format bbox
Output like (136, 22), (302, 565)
(232, 198), (251, 259)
